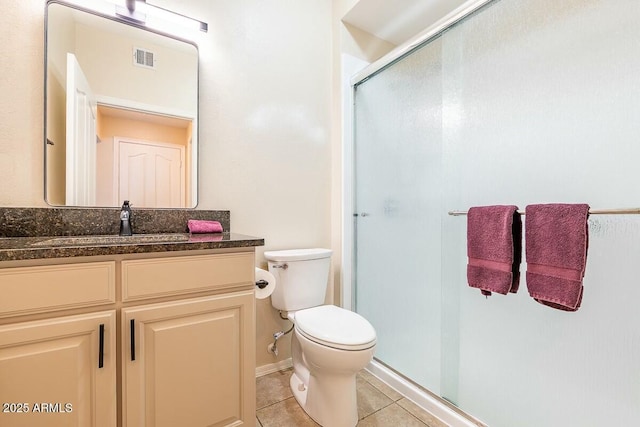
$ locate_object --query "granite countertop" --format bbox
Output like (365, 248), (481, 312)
(0, 232), (264, 262)
(0, 207), (264, 262)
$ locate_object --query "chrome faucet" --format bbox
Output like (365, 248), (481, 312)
(119, 200), (133, 236)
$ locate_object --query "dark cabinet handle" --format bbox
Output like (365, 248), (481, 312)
(130, 319), (136, 361)
(98, 324), (105, 369)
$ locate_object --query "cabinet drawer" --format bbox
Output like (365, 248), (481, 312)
(0, 262), (116, 318)
(121, 253), (254, 302)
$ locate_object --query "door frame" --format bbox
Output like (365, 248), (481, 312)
(341, 54), (370, 311)
(66, 53), (97, 206)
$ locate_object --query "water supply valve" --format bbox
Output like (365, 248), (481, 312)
(268, 343), (278, 356)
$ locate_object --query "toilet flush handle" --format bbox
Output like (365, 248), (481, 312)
(272, 263), (288, 270)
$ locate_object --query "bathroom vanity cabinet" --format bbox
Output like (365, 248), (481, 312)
(119, 253), (255, 427)
(0, 248), (257, 427)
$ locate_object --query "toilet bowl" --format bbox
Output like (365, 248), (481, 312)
(288, 305), (376, 427)
(265, 249), (377, 427)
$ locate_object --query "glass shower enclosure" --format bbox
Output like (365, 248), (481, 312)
(352, 0), (640, 425)
(354, 36), (443, 395)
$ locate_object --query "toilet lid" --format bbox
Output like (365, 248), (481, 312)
(294, 305), (376, 351)
(264, 248), (332, 262)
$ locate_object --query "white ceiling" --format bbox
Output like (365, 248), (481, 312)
(342, 0), (469, 46)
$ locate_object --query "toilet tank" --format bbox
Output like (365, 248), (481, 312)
(264, 248), (332, 312)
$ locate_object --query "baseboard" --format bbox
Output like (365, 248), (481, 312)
(365, 360), (486, 427)
(256, 358), (293, 378)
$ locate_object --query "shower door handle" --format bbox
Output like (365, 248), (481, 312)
(354, 212), (370, 217)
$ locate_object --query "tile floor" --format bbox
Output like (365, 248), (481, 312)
(256, 368), (449, 427)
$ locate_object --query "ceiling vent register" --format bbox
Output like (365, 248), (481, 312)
(133, 47), (155, 69)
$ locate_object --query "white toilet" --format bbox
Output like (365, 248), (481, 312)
(265, 248), (376, 427)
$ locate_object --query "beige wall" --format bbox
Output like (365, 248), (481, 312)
(0, 2), (46, 206)
(0, 0), (394, 370)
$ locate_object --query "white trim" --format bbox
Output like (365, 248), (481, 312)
(255, 358), (293, 378)
(95, 95), (196, 120)
(351, 0), (492, 86)
(366, 360), (485, 427)
(112, 137), (119, 206)
(340, 54), (370, 311)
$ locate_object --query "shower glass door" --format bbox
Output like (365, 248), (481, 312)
(353, 38), (444, 393)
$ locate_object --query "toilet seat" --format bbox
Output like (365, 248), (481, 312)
(294, 305), (376, 351)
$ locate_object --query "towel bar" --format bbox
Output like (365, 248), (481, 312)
(448, 208), (640, 216)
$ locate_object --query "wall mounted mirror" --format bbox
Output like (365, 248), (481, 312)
(45, 0), (198, 208)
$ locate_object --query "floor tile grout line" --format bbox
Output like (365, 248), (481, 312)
(404, 405), (432, 427)
(359, 402), (430, 427)
(256, 395), (296, 412)
(358, 400), (395, 422)
(359, 375), (404, 403)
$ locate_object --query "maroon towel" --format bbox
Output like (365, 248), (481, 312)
(525, 204), (589, 311)
(187, 220), (223, 234)
(467, 205), (522, 296)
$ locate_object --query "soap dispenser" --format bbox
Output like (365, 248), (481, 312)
(119, 200), (133, 236)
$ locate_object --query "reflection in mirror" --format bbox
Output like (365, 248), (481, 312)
(45, 1), (198, 208)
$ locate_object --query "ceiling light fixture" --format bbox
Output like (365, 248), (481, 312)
(57, 0), (208, 37)
(116, 0), (208, 34)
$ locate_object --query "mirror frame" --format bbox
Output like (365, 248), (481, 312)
(44, 0), (200, 208)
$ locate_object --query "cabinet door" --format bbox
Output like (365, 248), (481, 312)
(122, 291), (255, 427)
(0, 311), (117, 427)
